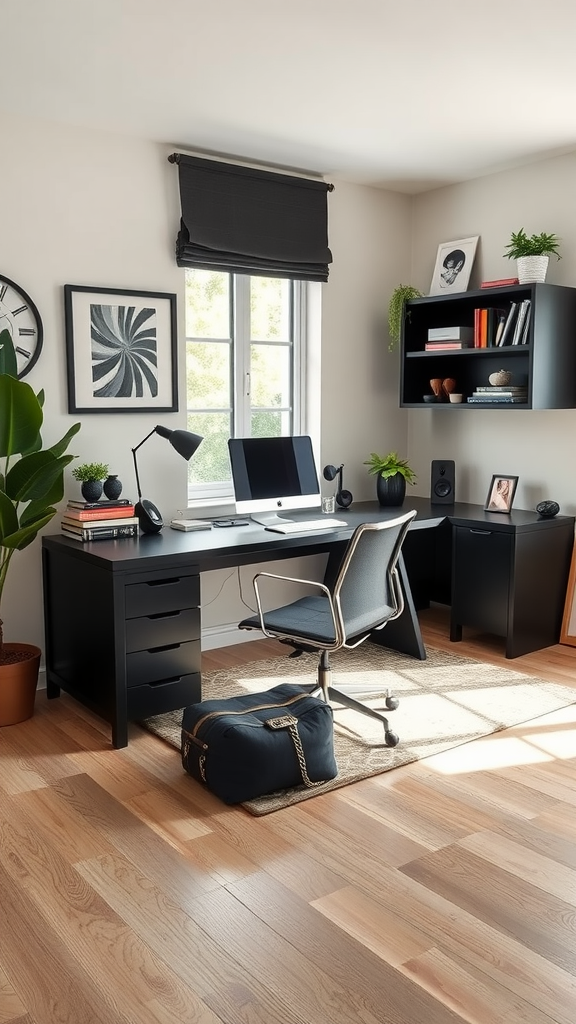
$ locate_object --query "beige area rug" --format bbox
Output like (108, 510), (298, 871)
(139, 643), (576, 815)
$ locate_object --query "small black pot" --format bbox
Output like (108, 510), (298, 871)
(81, 480), (103, 502)
(376, 472), (406, 507)
(103, 475), (123, 500)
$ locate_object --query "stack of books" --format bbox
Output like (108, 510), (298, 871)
(61, 498), (139, 541)
(467, 385), (528, 405)
(425, 326), (474, 351)
(496, 299), (531, 347)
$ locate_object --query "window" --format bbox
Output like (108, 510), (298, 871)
(185, 269), (307, 501)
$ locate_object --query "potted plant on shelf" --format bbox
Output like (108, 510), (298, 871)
(388, 284), (423, 351)
(0, 372), (80, 725)
(71, 461), (109, 502)
(364, 451), (417, 507)
(503, 228), (561, 284)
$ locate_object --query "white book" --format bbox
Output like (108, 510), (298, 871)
(511, 300), (530, 345)
(170, 518), (213, 531)
(427, 326), (473, 341)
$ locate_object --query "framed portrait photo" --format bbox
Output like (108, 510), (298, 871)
(429, 235), (479, 296)
(64, 284), (178, 414)
(484, 474), (518, 514)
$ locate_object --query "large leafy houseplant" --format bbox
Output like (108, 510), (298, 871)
(0, 371), (81, 662)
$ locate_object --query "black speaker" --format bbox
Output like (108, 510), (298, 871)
(431, 460), (455, 505)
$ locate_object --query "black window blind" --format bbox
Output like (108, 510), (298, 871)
(170, 153), (333, 282)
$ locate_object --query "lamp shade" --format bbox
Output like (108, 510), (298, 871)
(155, 425), (203, 460)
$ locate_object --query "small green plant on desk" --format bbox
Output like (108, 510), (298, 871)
(71, 462), (109, 483)
(364, 451), (417, 483)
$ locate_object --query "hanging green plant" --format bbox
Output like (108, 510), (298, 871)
(388, 285), (423, 351)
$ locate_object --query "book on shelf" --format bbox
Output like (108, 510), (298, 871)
(61, 515), (139, 531)
(480, 277), (519, 289)
(511, 299), (531, 345)
(64, 505), (136, 521)
(424, 341), (472, 350)
(474, 386), (527, 394)
(66, 498), (133, 510)
(497, 302), (518, 346)
(427, 326), (473, 342)
(467, 395), (527, 404)
(61, 523), (139, 541)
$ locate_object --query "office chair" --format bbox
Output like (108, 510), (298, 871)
(238, 510), (417, 746)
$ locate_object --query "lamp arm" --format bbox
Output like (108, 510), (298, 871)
(131, 427), (159, 502)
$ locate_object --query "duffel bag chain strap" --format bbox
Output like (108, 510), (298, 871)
(265, 715), (325, 788)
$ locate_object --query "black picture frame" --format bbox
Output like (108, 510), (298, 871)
(484, 474), (518, 514)
(64, 284), (178, 414)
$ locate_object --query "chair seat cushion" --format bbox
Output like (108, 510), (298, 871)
(239, 595), (336, 644)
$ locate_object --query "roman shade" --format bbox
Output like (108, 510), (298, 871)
(170, 153), (333, 282)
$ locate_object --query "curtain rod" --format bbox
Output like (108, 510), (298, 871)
(168, 151), (334, 191)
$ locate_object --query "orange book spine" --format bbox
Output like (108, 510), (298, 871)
(474, 308), (482, 348)
(65, 506), (136, 520)
(480, 308), (488, 348)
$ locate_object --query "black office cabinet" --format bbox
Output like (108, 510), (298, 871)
(400, 283), (576, 409)
(42, 541), (201, 747)
(449, 515), (574, 657)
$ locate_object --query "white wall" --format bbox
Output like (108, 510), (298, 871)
(0, 111), (410, 653)
(408, 153), (576, 513)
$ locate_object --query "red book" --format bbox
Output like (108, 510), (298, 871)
(480, 278), (519, 289)
(64, 505), (136, 521)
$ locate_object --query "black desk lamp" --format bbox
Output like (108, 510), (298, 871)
(132, 425), (203, 534)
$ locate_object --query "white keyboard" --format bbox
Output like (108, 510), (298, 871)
(264, 518), (347, 534)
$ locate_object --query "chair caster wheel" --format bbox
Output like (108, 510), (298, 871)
(385, 731), (399, 747)
(385, 696), (399, 710)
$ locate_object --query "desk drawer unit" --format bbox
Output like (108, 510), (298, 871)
(124, 571), (201, 721)
(41, 543), (201, 748)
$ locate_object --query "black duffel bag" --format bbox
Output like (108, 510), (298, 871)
(181, 683), (338, 804)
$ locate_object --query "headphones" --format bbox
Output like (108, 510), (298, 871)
(323, 464), (353, 508)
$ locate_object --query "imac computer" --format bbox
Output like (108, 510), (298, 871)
(228, 435), (321, 525)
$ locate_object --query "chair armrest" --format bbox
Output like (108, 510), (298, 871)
(252, 572), (337, 642)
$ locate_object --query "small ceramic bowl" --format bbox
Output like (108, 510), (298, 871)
(449, 393), (463, 404)
(423, 394), (438, 403)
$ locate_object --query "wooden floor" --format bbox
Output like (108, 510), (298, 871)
(2, 606), (576, 1024)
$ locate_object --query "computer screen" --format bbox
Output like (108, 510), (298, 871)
(228, 435), (321, 524)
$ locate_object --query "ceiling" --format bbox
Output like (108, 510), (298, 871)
(3, 0), (576, 194)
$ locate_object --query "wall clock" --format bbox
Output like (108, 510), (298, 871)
(0, 274), (43, 378)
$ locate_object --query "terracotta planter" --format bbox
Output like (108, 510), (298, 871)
(0, 643), (41, 726)
(376, 473), (406, 507)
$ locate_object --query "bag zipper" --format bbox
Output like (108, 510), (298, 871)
(183, 691), (313, 747)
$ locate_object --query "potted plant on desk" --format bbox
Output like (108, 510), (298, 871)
(364, 451), (417, 507)
(71, 461), (110, 502)
(0, 372), (80, 725)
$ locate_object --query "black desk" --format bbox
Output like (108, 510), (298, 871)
(42, 499), (574, 746)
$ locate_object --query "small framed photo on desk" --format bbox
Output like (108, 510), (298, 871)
(484, 474), (518, 514)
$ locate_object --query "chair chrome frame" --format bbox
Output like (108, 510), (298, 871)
(243, 511), (417, 745)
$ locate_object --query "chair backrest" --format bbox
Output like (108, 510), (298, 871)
(332, 510), (417, 644)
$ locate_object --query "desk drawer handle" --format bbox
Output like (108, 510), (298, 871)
(146, 578), (181, 588)
(469, 529), (492, 536)
(149, 676), (182, 687)
(148, 610), (181, 620)
(148, 643), (180, 654)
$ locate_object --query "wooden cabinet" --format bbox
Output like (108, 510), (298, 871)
(42, 540), (201, 747)
(400, 283), (576, 409)
(449, 512), (574, 657)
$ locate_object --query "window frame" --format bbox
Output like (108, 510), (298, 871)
(185, 272), (308, 506)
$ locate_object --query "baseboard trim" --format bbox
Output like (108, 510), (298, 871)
(200, 623), (263, 651)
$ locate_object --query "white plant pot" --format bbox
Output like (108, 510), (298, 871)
(517, 255), (549, 284)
